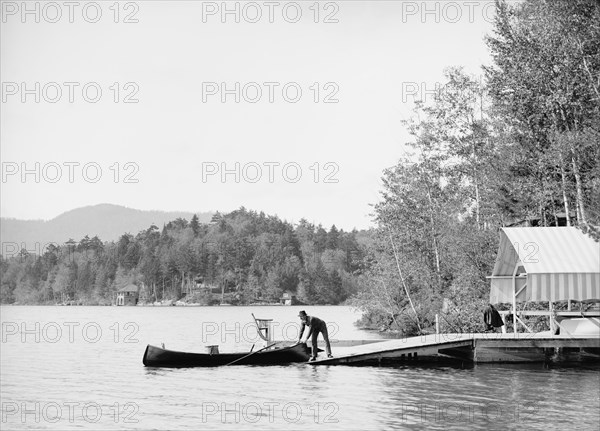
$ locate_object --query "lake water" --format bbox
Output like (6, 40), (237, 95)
(1, 305), (599, 430)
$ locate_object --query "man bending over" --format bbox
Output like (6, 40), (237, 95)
(298, 310), (333, 361)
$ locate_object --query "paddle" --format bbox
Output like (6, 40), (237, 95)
(224, 341), (281, 366)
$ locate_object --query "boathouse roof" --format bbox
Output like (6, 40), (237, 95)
(118, 284), (139, 293)
(489, 227), (600, 303)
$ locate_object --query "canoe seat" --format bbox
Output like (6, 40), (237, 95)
(252, 313), (273, 344)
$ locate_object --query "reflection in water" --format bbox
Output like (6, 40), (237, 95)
(144, 367), (179, 376)
(1, 306), (599, 430)
(305, 364), (332, 384)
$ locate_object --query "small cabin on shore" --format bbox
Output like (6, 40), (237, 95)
(116, 284), (140, 306)
(280, 291), (298, 305)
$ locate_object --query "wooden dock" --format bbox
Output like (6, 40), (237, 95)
(310, 333), (600, 365)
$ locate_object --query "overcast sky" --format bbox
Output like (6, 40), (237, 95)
(1, 0), (495, 230)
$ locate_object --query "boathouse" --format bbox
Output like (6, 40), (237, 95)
(488, 227), (600, 334)
(280, 291), (298, 305)
(116, 284), (140, 306)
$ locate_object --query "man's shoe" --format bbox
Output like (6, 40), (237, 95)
(309, 357), (317, 362)
(327, 354), (333, 358)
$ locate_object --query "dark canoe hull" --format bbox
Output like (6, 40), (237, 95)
(143, 343), (313, 367)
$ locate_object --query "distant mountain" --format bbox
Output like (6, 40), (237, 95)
(1, 204), (214, 251)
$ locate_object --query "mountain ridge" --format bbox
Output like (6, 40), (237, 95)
(1, 204), (214, 248)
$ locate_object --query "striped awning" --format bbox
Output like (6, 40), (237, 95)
(489, 227), (600, 303)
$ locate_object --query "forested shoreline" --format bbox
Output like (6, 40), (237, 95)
(0, 209), (366, 306)
(1, 1), (599, 337)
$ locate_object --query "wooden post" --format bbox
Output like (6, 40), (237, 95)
(549, 301), (555, 335)
(512, 261), (519, 335)
(435, 314), (439, 334)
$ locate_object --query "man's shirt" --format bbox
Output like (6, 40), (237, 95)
(299, 315), (327, 338)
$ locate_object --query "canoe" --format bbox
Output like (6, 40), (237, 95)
(142, 342), (313, 367)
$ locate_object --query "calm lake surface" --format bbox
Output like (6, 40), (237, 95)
(1, 305), (599, 430)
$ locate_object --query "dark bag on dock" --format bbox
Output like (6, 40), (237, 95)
(484, 304), (504, 330)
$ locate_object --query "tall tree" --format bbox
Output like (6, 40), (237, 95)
(485, 0), (600, 225)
